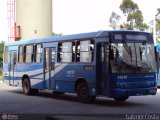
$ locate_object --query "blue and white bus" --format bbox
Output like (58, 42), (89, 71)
(3, 30), (157, 103)
(155, 44), (160, 87)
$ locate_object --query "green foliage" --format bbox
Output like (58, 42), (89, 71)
(156, 19), (160, 32)
(156, 8), (160, 34)
(0, 42), (4, 78)
(119, 0), (148, 31)
(0, 42), (4, 67)
(120, 23), (133, 30)
(120, 0), (138, 15)
(157, 8), (160, 15)
(127, 10), (143, 23)
(52, 32), (63, 36)
(109, 11), (121, 30)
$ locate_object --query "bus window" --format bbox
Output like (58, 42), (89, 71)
(45, 48), (49, 70)
(76, 41), (80, 62)
(101, 44), (105, 63)
(72, 42), (76, 62)
(58, 42), (73, 62)
(25, 45), (33, 63)
(57, 43), (62, 62)
(79, 40), (94, 62)
(18, 46), (23, 63)
(35, 44), (42, 63)
(62, 42), (72, 62)
(4, 47), (8, 64)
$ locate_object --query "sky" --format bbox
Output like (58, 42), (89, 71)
(0, 0), (160, 41)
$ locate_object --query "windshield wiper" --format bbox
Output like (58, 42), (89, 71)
(122, 40), (132, 60)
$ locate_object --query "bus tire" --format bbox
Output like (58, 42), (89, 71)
(114, 96), (129, 102)
(76, 83), (95, 103)
(22, 77), (32, 95)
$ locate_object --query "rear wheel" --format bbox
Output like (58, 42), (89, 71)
(114, 96), (129, 102)
(22, 77), (32, 95)
(76, 83), (95, 103)
(22, 77), (39, 95)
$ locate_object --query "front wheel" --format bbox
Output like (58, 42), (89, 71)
(114, 96), (129, 102)
(76, 83), (96, 103)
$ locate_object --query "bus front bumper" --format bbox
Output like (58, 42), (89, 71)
(110, 87), (157, 98)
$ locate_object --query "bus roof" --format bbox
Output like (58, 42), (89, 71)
(4, 30), (150, 46)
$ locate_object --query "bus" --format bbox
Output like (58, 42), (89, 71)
(3, 30), (157, 103)
(155, 44), (160, 87)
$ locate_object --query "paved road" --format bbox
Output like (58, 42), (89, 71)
(0, 82), (160, 120)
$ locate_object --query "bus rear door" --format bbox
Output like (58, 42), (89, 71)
(96, 42), (109, 95)
(9, 51), (17, 85)
(44, 47), (56, 89)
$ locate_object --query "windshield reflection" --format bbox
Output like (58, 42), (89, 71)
(110, 43), (156, 73)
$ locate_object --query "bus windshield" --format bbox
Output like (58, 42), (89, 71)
(110, 43), (156, 73)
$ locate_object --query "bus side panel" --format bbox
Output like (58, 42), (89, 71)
(29, 64), (44, 89)
(157, 74), (160, 87)
(16, 63), (45, 89)
(3, 63), (10, 85)
(3, 46), (9, 84)
(74, 64), (96, 96)
(54, 63), (96, 95)
(14, 63), (25, 87)
(3, 46), (19, 86)
(54, 63), (76, 93)
(155, 45), (160, 87)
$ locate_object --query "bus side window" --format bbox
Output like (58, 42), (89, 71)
(79, 40), (94, 62)
(18, 46), (23, 63)
(76, 41), (80, 62)
(72, 42), (75, 62)
(57, 42), (73, 62)
(62, 42), (72, 62)
(90, 40), (94, 61)
(57, 43), (62, 62)
(4, 47), (8, 64)
(34, 44), (42, 63)
(25, 45), (33, 63)
(23, 46), (26, 62)
(101, 44), (104, 63)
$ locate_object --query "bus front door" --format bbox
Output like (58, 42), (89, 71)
(45, 47), (56, 89)
(9, 51), (17, 85)
(96, 43), (109, 95)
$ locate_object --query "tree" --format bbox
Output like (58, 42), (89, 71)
(109, 11), (121, 30)
(156, 8), (160, 34)
(0, 42), (4, 77)
(157, 20), (160, 33)
(52, 32), (63, 36)
(157, 8), (160, 16)
(119, 0), (148, 31)
(120, 0), (138, 15)
(0, 42), (4, 66)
